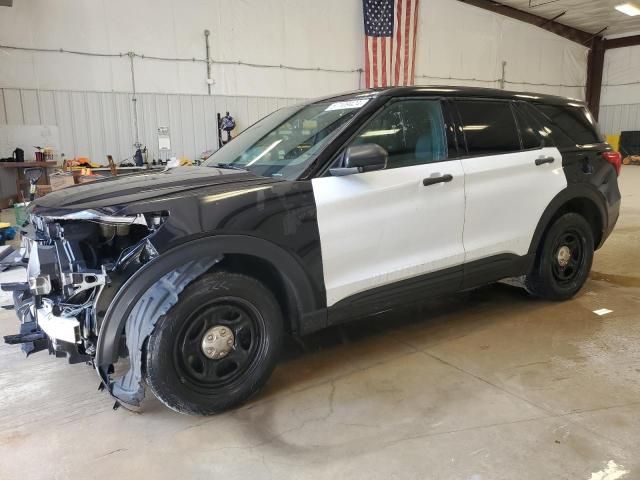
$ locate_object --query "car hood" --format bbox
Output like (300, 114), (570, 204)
(33, 166), (282, 212)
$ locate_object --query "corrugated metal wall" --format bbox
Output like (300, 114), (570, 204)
(0, 88), (302, 163)
(599, 104), (640, 135)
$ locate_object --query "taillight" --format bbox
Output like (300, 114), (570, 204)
(602, 151), (622, 176)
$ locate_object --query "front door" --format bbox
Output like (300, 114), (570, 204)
(311, 98), (466, 308)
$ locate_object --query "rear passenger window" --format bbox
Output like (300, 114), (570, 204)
(513, 105), (543, 150)
(456, 100), (521, 155)
(351, 99), (447, 169)
(534, 103), (603, 146)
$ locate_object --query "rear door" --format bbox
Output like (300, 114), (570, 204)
(312, 98), (466, 308)
(453, 98), (567, 268)
(527, 101), (608, 183)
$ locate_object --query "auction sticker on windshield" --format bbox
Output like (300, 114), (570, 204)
(325, 99), (370, 111)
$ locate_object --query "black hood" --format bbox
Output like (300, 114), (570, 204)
(33, 167), (281, 212)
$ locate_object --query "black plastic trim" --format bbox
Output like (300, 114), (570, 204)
(328, 264), (463, 325)
(327, 253), (536, 326)
(95, 235), (324, 367)
(462, 253), (535, 289)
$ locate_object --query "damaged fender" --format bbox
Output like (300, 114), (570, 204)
(95, 234), (324, 407)
(110, 257), (219, 406)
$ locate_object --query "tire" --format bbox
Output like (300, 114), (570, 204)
(525, 212), (594, 301)
(144, 271), (283, 415)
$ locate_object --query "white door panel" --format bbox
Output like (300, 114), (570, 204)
(462, 146), (566, 261)
(313, 161), (465, 307)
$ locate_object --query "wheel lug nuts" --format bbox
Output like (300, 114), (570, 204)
(227, 339), (233, 346)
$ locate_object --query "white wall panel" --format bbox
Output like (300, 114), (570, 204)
(602, 45), (640, 107)
(37, 90), (57, 125)
(0, 88), (298, 164)
(599, 45), (640, 134)
(20, 90), (41, 125)
(1, 0), (587, 100)
(0, 0), (597, 160)
(417, 0), (587, 99)
(53, 91), (75, 161)
(600, 104), (640, 135)
(4, 89), (23, 124)
(0, 90), (6, 124)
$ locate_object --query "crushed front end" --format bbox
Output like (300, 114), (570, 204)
(2, 210), (160, 365)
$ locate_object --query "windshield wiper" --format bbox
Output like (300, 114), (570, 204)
(213, 163), (247, 171)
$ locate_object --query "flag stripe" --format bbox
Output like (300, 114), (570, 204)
(394, 0), (403, 86)
(403, 0), (411, 86)
(364, 36), (370, 89)
(411, 0), (419, 84)
(385, 36), (392, 87)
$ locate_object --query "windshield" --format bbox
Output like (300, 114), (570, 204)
(203, 97), (372, 179)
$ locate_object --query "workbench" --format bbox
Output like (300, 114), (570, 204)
(0, 161), (57, 206)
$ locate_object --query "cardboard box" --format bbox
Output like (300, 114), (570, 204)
(49, 174), (76, 191)
(77, 175), (105, 184)
(36, 185), (52, 196)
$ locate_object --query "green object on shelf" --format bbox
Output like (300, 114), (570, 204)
(13, 202), (29, 227)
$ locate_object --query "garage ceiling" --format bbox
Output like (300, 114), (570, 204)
(497, 0), (640, 37)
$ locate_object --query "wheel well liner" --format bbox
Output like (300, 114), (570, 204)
(95, 235), (322, 369)
(217, 254), (298, 334)
(529, 187), (608, 256)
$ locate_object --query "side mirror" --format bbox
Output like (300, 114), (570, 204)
(330, 143), (388, 177)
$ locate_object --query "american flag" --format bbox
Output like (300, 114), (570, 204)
(363, 0), (420, 88)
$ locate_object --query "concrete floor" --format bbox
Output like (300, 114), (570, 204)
(1, 169), (639, 480)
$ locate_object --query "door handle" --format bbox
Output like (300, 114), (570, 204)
(535, 156), (555, 166)
(423, 174), (453, 186)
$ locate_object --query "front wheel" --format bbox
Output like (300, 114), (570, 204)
(525, 212), (594, 301)
(144, 271), (283, 415)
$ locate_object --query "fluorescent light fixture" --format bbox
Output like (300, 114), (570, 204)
(463, 125), (489, 131)
(615, 2), (640, 16)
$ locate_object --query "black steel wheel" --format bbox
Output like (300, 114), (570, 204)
(526, 212), (594, 301)
(144, 271), (283, 415)
(174, 298), (265, 392)
(550, 229), (585, 286)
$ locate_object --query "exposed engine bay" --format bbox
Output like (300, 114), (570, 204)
(4, 213), (161, 364)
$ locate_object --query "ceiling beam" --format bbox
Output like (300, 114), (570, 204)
(0, 0), (13, 6)
(457, 0), (595, 46)
(604, 35), (640, 50)
(585, 37), (605, 120)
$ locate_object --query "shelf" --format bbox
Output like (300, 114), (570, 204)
(0, 161), (58, 168)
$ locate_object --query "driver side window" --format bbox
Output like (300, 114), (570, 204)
(350, 99), (448, 169)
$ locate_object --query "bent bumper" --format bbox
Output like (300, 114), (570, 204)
(34, 299), (81, 345)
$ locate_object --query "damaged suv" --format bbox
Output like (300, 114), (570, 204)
(3, 87), (621, 415)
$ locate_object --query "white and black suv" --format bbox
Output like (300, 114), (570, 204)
(4, 86), (621, 415)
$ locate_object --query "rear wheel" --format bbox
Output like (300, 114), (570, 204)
(144, 271), (283, 415)
(526, 212), (594, 301)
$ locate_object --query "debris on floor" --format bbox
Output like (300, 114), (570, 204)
(589, 460), (629, 480)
